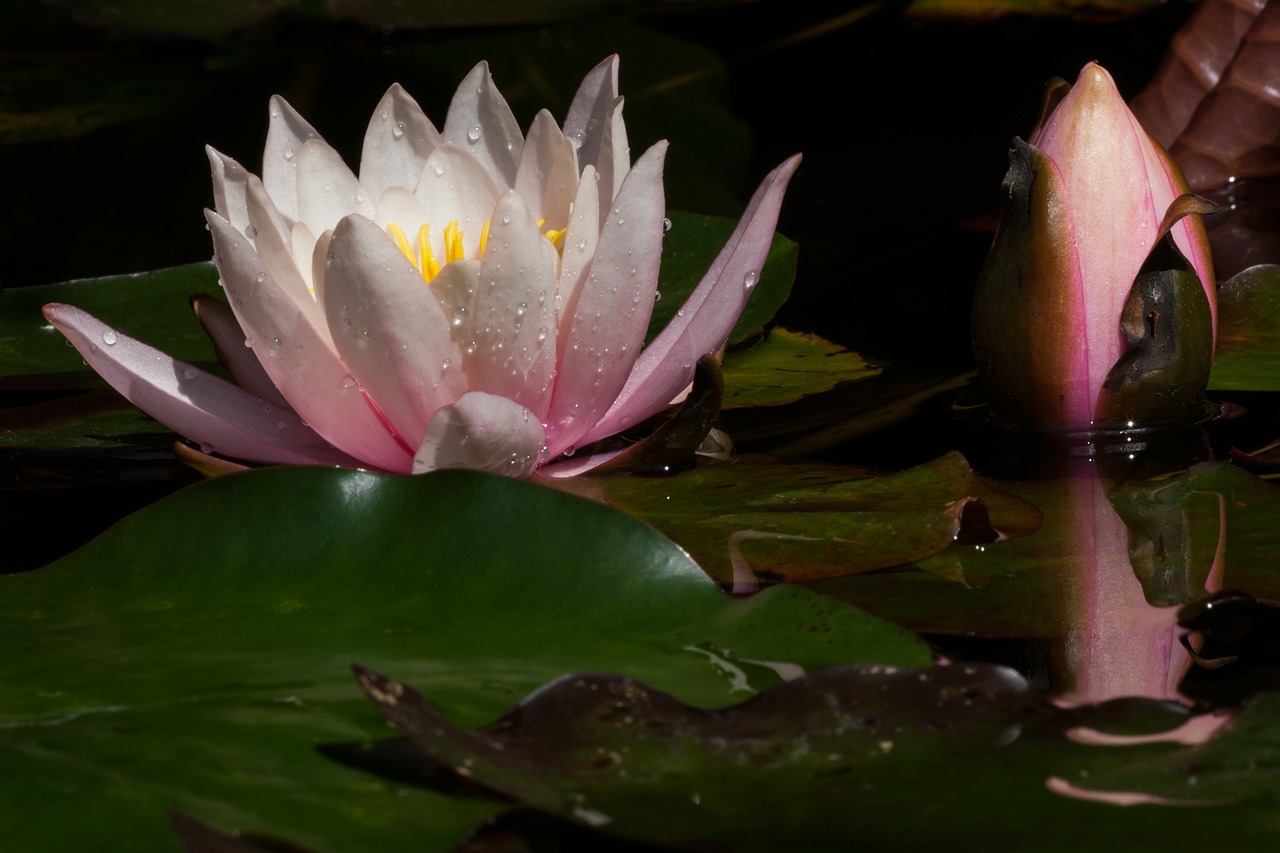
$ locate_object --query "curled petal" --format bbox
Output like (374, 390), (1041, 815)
(582, 153), (801, 444)
(360, 83), (442, 201)
(42, 303), (354, 467)
(209, 210), (413, 471)
(206, 146), (251, 235)
(413, 390), (545, 477)
(323, 213), (467, 445)
(545, 142), (667, 458)
(442, 61), (523, 191)
(262, 95), (321, 223)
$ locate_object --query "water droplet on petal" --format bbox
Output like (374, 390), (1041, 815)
(662, 218), (672, 233)
(200, 442), (215, 454)
(433, 163), (446, 176)
(576, 239), (588, 251)
(570, 130), (585, 150)
(467, 125), (482, 142)
(441, 358), (451, 371)
(743, 269), (759, 290)
(341, 374), (357, 389)
(183, 367), (198, 380)
(654, 291), (662, 302)
(392, 122), (406, 139)
(537, 326), (548, 342)
(244, 337), (253, 348)
(283, 147), (295, 160)
(101, 330), (117, 346)
(245, 224), (259, 239)
(502, 214), (511, 225)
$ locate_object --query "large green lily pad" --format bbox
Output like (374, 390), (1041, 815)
(0, 466), (927, 851)
(1210, 264), (1280, 392)
(601, 451), (1041, 588)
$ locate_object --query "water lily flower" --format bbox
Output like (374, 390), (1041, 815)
(972, 62), (1216, 433)
(44, 58), (799, 476)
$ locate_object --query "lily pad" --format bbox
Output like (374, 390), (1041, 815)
(0, 466), (928, 851)
(349, 661), (1279, 851)
(720, 328), (881, 409)
(600, 451), (1042, 589)
(1209, 264), (1280, 392)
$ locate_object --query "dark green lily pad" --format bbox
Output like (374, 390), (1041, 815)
(600, 452), (1042, 588)
(349, 661), (1278, 851)
(720, 328), (881, 409)
(1209, 264), (1280, 392)
(0, 466), (927, 851)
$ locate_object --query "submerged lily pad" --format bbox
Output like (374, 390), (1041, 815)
(601, 451), (1041, 589)
(720, 328), (881, 409)
(1209, 264), (1280, 392)
(0, 466), (927, 851)
(348, 661), (1278, 851)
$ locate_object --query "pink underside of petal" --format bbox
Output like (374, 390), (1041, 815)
(360, 83), (441, 203)
(208, 211), (413, 472)
(537, 445), (630, 477)
(413, 390), (545, 477)
(323, 213), (468, 446)
(543, 142), (666, 459)
(1045, 777), (1225, 807)
(43, 303), (356, 467)
(555, 164), (601, 329)
(580, 153), (800, 446)
(1065, 712), (1233, 747)
(1036, 64), (1160, 424)
(245, 180), (323, 330)
(193, 294), (290, 408)
(442, 61), (523, 191)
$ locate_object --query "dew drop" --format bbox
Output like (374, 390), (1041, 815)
(245, 224), (259, 239)
(256, 272), (266, 284)
(441, 358), (452, 371)
(183, 367), (198, 380)
(244, 337), (253, 348)
(433, 163), (446, 177)
(392, 122), (406, 139)
(564, 444), (577, 457)
(654, 291), (662, 301)
(200, 442), (215, 454)
(467, 125), (482, 142)
(744, 269), (759, 290)
(576, 239), (588, 251)
(276, 420), (287, 430)
(340, 374), (357, 389)
(283, 147), (295, 160)
(502, 214), (511, 225)
(537, 326), (548, 342)
(570, 130), (585, 150)
(515, 301), (527, 317)
(662, 218), (672, 233)
(101, 330), (117, 346)
(452, 305), (468, 327)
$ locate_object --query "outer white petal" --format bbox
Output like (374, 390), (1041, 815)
(262, 95), (321, 223)
(563, 55), (619, 172)
(191, 293), (290, 409)
(323, 214), (468, 446)
(43, 304), (355, 467)
(544, 142), (666, 458)
(360, 83), (442, 201)
(414, 143), (502, 261)
(207, 146), (251, 235)
(296, 138), (376, 238)
(245, 179), (323, 331)
(208, 211), (413, 471)
(442, 61), (523, 191)
(413, 391), (545, 478)
(555, 164), (601, 329)
(466, 191), (559, 420)
(581, 154), (801, 445)
(593, 97), (630, 228)
(427, 258), (482, 348)
(514, 109), (578, 230)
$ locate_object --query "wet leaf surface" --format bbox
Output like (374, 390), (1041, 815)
(601, 452), (1041, 588)
(0, 466), (927, 851)
(720, 328), (881, 409)
(1210, 264), (1280, 391)
(348, 662), (1280, 851)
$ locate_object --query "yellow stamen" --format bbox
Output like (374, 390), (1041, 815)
(387, 223), (415, 268)
(479, 220), (491, 256)
(443, 221), (465, 265)
(385, 211), (567, 285)
(418, 224), (440, 280)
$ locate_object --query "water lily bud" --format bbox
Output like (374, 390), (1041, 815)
(973, 62), (1217, 434)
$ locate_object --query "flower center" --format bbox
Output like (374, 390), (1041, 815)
(386, 218), (567, 284)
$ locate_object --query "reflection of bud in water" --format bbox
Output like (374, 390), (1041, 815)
(973, 63), (1216, 433)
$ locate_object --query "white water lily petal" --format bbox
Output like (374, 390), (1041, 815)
(373, 185), (429, 236)
(428, 258), (482, 348)
(593, 97), (630, 230)
(191, 294), (290, 409)
(469, 191), (559, 419)
(209, 211), (412, 471)
(563, 55), (619, 172)
(556, 164), (601, 328)
(296, 139), (376, 238)
(43, 303), (353, 467)
(442, 61), (523, 191)
(515, 110), (578, 230)
(545, 142), (666, 457)
(414, 143), (502, 260)
(413, 390), (545, 477)
(206, 146), (251, 235)
(262, 95), (321, 223)
(245, 179), (322, 331)
(360, 83), (442, 202)
(304, 224), (327, 304)
(582, 153), (801, 444)
(323, 214), (468, 444)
